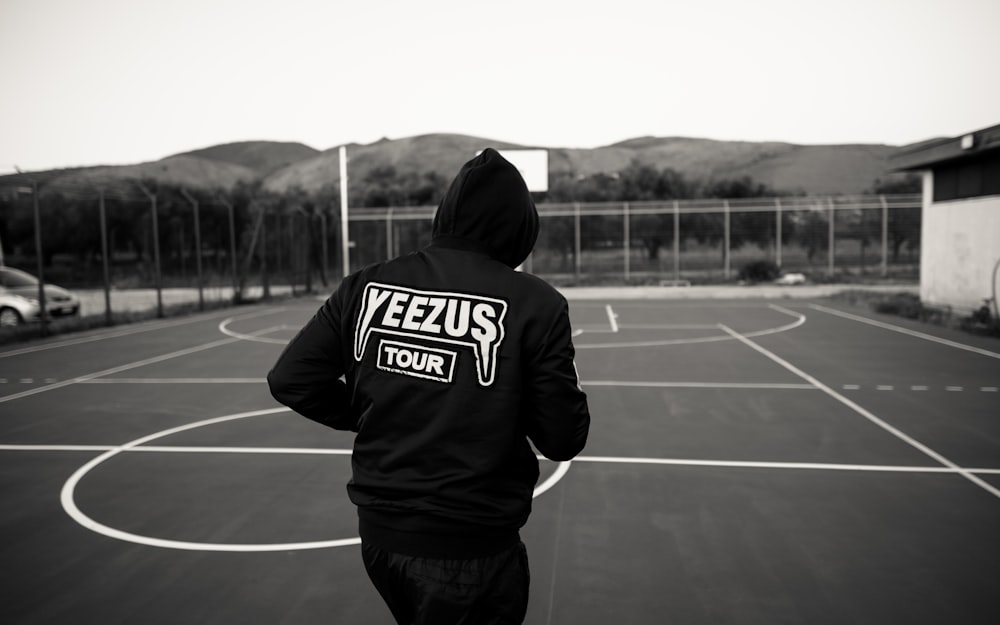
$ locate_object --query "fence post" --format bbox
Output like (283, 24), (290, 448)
(386, 207), (394, 260)
(827, 197), (835, 276)
(574, 202), (581, 282)
(261, 207), (270, 299)
(181, 189), (204, 311)
(31, 181), (48, 336)
(775, 197), (783, 268)
(136, 182), (163, 318)
(218, 197), (239, 302)
(673, 200), (680, 284)
(724, 199), (731, 279)
(237, 200), (265, 301)
(98, 189), (112, 326)
(623, 201), (630, 282)
(880, 195), (888, 277)
(340, 145), (350, 279)
(320, 211), (329, 286)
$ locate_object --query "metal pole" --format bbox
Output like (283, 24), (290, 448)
(723, 199), (731, 279)
(193, 197), (203, 309)
(827, 197), (835, 276)
(222, 198), (238, 301)
(386, 207), (394, 260)
(880, 195), (888, 277)
(261, 208), (270, 299)
(573, 202), (581, 282)
(673, 200), (680, 283)
(31, 181), (48, 336)
(137, 183), (163, 317)
(775, 197), (783, 268)
(99, 189), (112, 326)
(339, 145), (350, 278)
(623, 202), (630, 282)
(320, 211), (329, 286)
(181, 190), (204, 310)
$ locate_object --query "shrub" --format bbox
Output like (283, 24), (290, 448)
(738, 260), (780, 284)
(873, 293), (924, 318)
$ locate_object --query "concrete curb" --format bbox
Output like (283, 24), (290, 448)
(557, 284), (919, 300)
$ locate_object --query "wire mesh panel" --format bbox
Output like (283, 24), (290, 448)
(0, 187), (922, 334)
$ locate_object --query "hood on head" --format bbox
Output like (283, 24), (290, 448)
(432, 148), (539, 268)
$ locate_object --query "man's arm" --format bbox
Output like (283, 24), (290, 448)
(267, 291), (357, 431)
(522, 300), (590, 461)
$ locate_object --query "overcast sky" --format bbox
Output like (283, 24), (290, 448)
(1, 0), (998, 173)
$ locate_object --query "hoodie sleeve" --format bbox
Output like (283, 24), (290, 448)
(267, 286), (356, 431)
(521, 299), (590, 461)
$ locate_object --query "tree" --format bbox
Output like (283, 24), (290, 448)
(795, 211), (829, 263)
(870, 174), (922, 262)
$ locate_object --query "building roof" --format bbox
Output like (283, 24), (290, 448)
(890, 123), (1000, 171)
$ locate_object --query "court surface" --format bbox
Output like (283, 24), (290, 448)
(1, 293), (998, 624)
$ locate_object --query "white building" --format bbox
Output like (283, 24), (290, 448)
(891, 123), (1000, 315)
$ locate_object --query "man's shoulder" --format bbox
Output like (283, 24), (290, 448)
(510, 271), (567, 307)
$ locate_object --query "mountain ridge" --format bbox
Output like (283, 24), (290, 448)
(2, 133), (922, 196)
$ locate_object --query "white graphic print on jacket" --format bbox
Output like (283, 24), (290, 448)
(354, 282), (507, 386)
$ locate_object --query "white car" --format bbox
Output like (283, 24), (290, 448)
(0, 266), (81, 326)
(774, 272), (807, 285)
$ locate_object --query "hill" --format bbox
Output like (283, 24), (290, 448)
(47, 155), (257, 194)
(261, 134), (527, 193)
(175, 141), (320, 176)
(2, 134), (916, 198)
(263, 134), (905, 195)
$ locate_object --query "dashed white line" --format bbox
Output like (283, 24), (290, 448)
(584, 380), (815, 390)
(0, 307), (277, 359)
(78, 378), (266, 384)
(719, 324), (1000, 501)
(0, 310), (286, 404)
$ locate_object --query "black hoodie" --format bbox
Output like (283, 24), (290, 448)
(268, 148), (590, 558)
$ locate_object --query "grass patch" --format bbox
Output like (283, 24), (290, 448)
(829, 289), (1000, 337)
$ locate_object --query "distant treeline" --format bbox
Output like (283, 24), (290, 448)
(0, 161), (921, 288)
(350, 157), (920, 204)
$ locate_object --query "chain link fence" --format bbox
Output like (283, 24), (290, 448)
(1, 186), (920, 330)
(351, 195), (921, 285)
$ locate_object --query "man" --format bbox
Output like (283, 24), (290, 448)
(268, 148), (590, 624)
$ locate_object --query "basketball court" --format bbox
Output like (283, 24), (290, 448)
(2, 293), (998, 624)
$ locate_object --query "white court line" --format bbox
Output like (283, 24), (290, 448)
(809, 303), (1000, 360)
(577, 305), (805, 350)
(719, 323), (1000, 500)
(614, 324), (720, 330)
(605, 305), (619, 333)
(0, 337), (243, 404)
(79, 378), (266, 384)
(54, 407), (571, 552)
(0, 444), (117, 452)
(0, 311), (285, 404)
(583, 380), (815, 390)
(576, 456), (1000, 474)
(58, 407), (362, 552)
(4, 443), (998, 475)
(219, 318), (292, 344)
(0, 307), (280, 359)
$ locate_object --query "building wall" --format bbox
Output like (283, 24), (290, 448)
(920, 171), (1000, 313)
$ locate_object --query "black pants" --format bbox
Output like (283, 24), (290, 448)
(361, 541), (530, 625)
